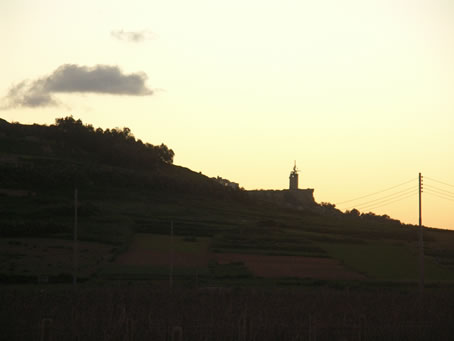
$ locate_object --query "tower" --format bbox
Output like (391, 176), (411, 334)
(289, 161), (299, 190)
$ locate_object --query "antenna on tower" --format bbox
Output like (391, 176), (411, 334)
(293, 160), (298, 173)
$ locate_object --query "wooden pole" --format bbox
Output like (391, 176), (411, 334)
(169, 220), (174, 289)
(418, 173), (424, 293)
(40, 318), (53, 341)
(73, 188), (78, 286)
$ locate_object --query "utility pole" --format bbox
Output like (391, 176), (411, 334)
(418, 173), (424, 293)
(73, 188), (78, 286)
(169, 220), (174, 289)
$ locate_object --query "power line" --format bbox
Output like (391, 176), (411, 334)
(424, 189), (454, 203)
(336, 178), (416, 205)
(354, 190), (418, 212)
(355, 189), (418, 211)
(424, 187), (454, 200)
(425, 191), (454, 203)
(346, 186), (416, 210)
(424, 184), (454, 198)
(424, 176), (454, 189)
(364, 192), (418, 212)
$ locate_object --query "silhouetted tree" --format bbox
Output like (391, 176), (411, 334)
(346, 208), (360, 217)
(51, 116), (174, 166)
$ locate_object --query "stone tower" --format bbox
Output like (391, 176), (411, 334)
(289, 161), (299, 190)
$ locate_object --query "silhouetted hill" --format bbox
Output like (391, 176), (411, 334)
(2, 117), (454, 287)
(0, 116), (244, 198)
(0, 116), (419, 238)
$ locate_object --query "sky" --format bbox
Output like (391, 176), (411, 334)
(1, 0), (454, 229)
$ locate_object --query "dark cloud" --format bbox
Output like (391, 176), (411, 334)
(111, 30), (154, 43)
(2, 64), (153, 108)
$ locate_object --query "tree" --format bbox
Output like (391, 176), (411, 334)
(346, 208), (360, 217)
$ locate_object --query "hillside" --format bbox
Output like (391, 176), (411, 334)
(1, 117), (454, 287)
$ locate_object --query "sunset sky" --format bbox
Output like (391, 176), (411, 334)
(1, 0), (453, 229)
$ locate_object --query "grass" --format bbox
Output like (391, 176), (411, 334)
(98, 261), (252, 285)
(99, 263), (209, 281)
(0, 237), (112, 282)
(130, 233), (211, 253)
(2, 286), (454, 340)
(209, 261), (253, 279)
(320, 242), (454, 281)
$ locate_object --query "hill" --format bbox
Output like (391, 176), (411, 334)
(1, 117), (454, 287)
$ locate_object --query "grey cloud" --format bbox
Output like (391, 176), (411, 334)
(46, 64), (153, 95)
(4, 80), (58, 108)
(2, 64), (153, 108)
(111, 30), (154, 43)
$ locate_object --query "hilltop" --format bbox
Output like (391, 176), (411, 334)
(1, 117), (454, 287)
(0, 116), (242, 196)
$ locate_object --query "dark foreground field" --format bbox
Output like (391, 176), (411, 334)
(2, 286), (454, 341)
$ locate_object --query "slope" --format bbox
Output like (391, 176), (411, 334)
(1, 117), (454, 286)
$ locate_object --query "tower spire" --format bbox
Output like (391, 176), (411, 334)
(289, 161), (299, 190)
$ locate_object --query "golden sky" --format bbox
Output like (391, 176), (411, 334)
(1, 0), (453, 229)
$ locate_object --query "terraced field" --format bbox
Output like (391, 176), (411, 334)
(109, 230), (454, 284)
(116, 233), (211, 266)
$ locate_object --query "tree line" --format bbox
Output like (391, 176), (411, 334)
(0, 116), (174, 169)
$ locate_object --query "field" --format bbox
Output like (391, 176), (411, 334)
(321, 242), (454, 281)
(0, 215), (454, 286)
(214, 253), (365, 280)
(3, 121), (454, 339)
(0, 238), (113, 282)
(95, 229), (454, 285)
(2, 286), (454, 341)
(116, 233), (211, 266)
(110, 232), (365, 282)
(2, 147), (454, 287)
